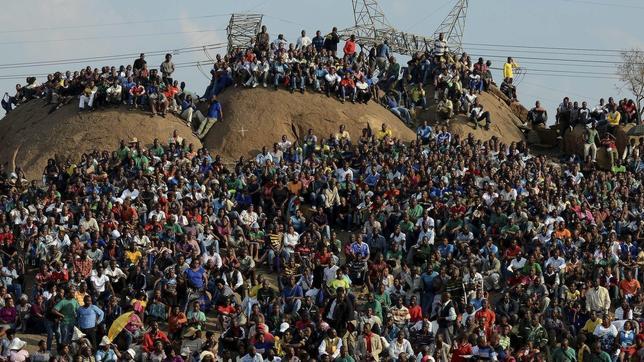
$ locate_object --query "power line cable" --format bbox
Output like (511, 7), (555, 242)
(0, 29), (226, 46)
(462, 42), (639, 54)
(0, 14), (231, 34)
(0, 43), (227, 69)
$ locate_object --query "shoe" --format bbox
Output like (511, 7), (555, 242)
(253, 83), (258, 88)
(300, 89), (304, 94)
(290, 88), (294, 94)
(263, 83), (267, 88)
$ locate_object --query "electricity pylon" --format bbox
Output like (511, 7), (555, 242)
(339, 0), (469, 56)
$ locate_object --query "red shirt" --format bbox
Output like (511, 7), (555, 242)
(142, 330), (170, 353)
(409, 305), (423, 323)
(451, 343), (473, 362)
(343, 40), (356, 55)
(475, 308), (496, 329)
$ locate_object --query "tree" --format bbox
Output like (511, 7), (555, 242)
(617, 48), (644, 123)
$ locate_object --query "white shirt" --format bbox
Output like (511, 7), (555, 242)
(296, 36), (312, 49)
(336, 168), (353, 182)
(0, 267), (18, 286)
(202, 251), (223, 269)
(283, 232), (300, 251)
(508, 257), (526, 272)
(545, 256), (566, 271)
(91, 274), (110, 293)
(389, 339), (414, 359)
(255, 152), (273, 165)
(324, 265), (339, 283)
(120, 188), (140, 200)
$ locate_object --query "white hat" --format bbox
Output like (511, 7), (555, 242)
(279, 322), (290, 333)
(9, 338), (26, 350)
(72, 327), (86, 341)
(199, 351), (215, 361)
(126, 349), (136, 359)
(99, 336), (111, 347)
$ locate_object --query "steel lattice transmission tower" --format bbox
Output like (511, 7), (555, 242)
(433, 0), (469, 55)
(339, 0), (469, 56)
(226, 13), (264, 53)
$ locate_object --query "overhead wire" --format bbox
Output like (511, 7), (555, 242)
(0, 29), (227, 46)
(0, 13), (231, 34)
(0, 43), (227, 70)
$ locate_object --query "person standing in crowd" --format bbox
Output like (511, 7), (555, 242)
(160, 53), (175, 86)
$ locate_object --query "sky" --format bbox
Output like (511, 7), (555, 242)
(0, 0), (642, 117)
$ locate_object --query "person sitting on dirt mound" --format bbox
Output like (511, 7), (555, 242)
(437, 93), (454, 125)
(469, 98), (491, 130)
(500, 77), (517, 103)
(527, 100), (548, 128)
(196, 96), (223, 140)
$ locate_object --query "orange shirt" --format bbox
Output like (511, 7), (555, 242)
(553, 228), (571, 240)
(475, 308), (496, 329)
(619, 279), (640, 295)
(168, 312), (187, 333)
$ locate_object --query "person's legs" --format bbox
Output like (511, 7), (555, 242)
(60, 322), (74, 345)
(479, 111), (491, 129)
(81, 327), (97, 347)
(199, 117), (218, 139)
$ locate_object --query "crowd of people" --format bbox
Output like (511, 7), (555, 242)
(2, 24), (508, 134)
(0, 23), (643, 362)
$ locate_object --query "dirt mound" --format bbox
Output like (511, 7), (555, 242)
(415, 87), (526, 145)
(0, 100), (201, 179)
(201, 87), (416, 160)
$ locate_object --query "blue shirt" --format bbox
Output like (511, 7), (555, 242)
(207, 101), (222, 119)
(350, 242), (370, 257)
(185, 267), (205, 289)
(438, 243), (455, 258)
(377, 43), (390, 58)
(416, 125), (432, 139)
(95, 349), (117, 362)
(365, 173), (380, 187)
(312, 36), (325, 51)
(77, 304), (105, 329)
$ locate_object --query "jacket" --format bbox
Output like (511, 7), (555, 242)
(355, 332), (383, 361)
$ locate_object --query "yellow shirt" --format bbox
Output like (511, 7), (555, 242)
(327, 278), (350, 290)
(125, 250), (142, 265)
(581, 318), (601, 334)
(248, 284), (262, 298)
(335, 131), (351, 141)
(607, 111), (621, 126)
(75, 291), (88, 305)
(376, 129), (393, 140)
(503, 62), (518, 79)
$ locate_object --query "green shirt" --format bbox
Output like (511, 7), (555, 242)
(150, 145), (165, 157)
(552, 347), (577, 362)
(586, 351), (611, 362)
(364, 299), (383, 321)
(374, 292), (391, 308)
(399, 220), (415, 233)
(407, 205), (424, 221)
(335, 356), (355, 362)
(116, 146), (131, 160)
(55, 298), (80, 324)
